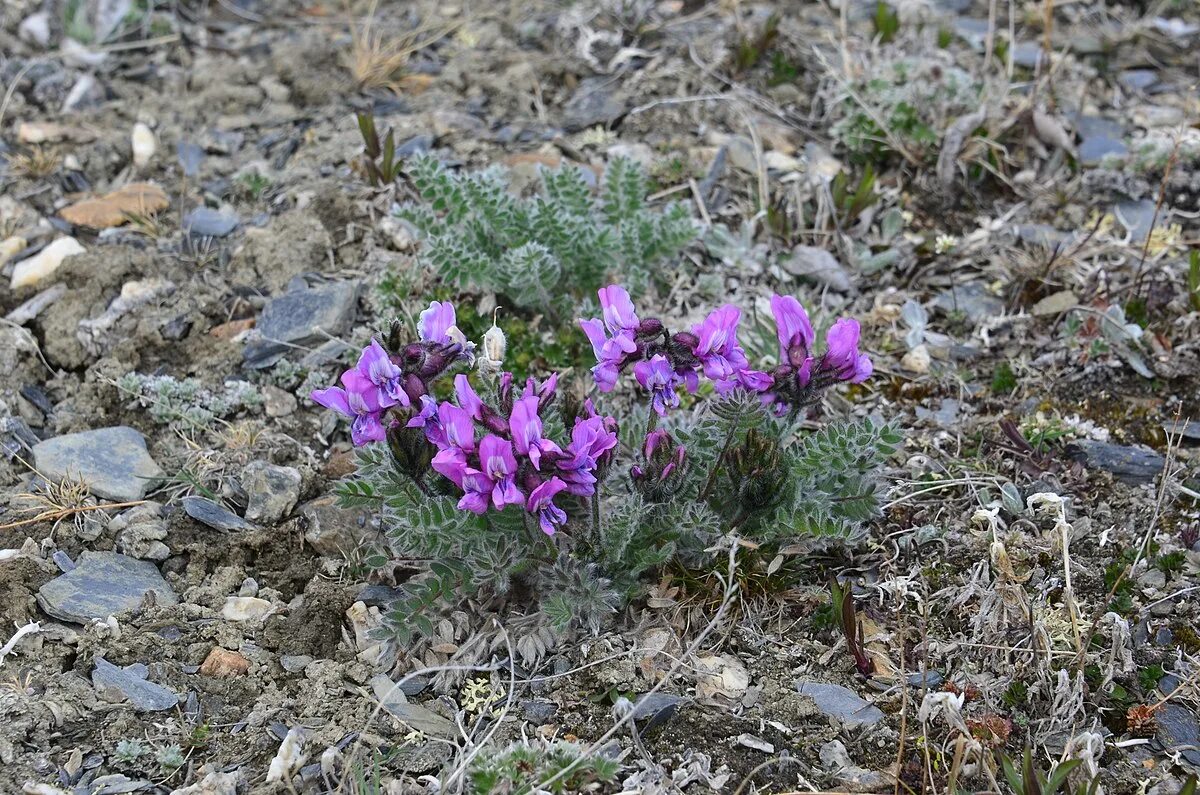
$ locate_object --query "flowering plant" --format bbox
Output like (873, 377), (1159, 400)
(316, 289), (898, 658)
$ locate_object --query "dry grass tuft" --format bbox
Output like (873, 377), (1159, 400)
(344, 0), (458, 90)
(7, 147), (61, 179)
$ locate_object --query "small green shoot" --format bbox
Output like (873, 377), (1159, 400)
(873, 2), (901, 43)
(1187, 250), (1200, 312)
(355, 112), (403, 187)
(732, 13), (780, 76)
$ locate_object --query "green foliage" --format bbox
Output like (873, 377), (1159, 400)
(355, 113), (402, 186)
(999, 747), (1092, 795)
(732, 13), (780, 76)
(831, 166), (878, 225)
(1136, 664), (1164, 693)
(466, 739), (620, 795)
(395, 155), (695, 317)
(768, 51), (801, 86)
(992, 361), (1018, 393)
(831, 56), (979, 163)
(873, 2), (900, 43)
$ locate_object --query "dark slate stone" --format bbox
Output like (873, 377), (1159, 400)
(92, 656), (179, 711)
(795, 680), (885, 727)
(396, 135), (434, 157)
(183, 207), (239, 238)
(31, 426), (164, 502)
(37, 551), (178, 624)
(1073, 115), (1129, 166)
(355, 584), (403, 607)
(562, 77), (625, 132)
(521, 700), (558, 724)
(1071, 439), (1165, 484)
(181, 496), (255, 532)
(370, 674), (456, 739)
(243, 282), (359, 369)
(633, 693), (687, 733)
(52, 550), (75, 572)
(1153, 704), (1200, 765)
(1164, 420), (1200, 441)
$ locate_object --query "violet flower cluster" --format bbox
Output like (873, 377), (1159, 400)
(409, 373), (617, 535)
(311, 301), (618, 537)
(311, 302), (474, 446)
(579, 285), (873, 415)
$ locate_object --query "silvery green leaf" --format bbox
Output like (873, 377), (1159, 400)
(901, 299), (927, 329)
(880, 208), (905, 242)
(1000, 482), (1023, 515)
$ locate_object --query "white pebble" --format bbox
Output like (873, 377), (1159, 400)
(11, 237), (85, 290)
(131, 123), (157, 168)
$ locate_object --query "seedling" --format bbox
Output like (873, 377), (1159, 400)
(354, 112), (402, 187)
(830, 577), (873, 676)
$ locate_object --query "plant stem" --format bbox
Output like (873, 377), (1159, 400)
(591, 491), (602, 546)
(698, 421), (739, 502)
(645, 407), (658, 436)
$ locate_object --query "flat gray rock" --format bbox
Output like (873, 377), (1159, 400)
(244, 282), (358, 369)
(1072, 439), (1165, 484)
(783, 246), (854, 293)
(92, 656), (179, 711)
(1115, 199), (1158, 243)
(37, 551), (178, 623)
(1154, 704), (1200, 766)
(184, 207), (239, 238)
(182, 496), (255, 531)
(934, 282), (1004, 321)
(32, 426), (163, 502)
(370, 674), (457, 739)
(562, 77), (625, 132)
(795, 680), (885, 727)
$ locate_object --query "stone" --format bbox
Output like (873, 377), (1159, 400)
(901, 344), (931, 374)
(1119, 69), (1159, 92)
(280, 655), (313, 673)
(782, 245), (854, 292)
(221, 596), (274, 621)
(199, 647), (250, 677)
(169, 770), (243, 795)
(795, 680), (885, 727)
(92, 656), (178, 711)
(370, 674), (457, 739)
(91, 773), (154, 794)
(37, 551), (176, 623)
(396, 134), (434, 157)
(820, 740), (894, 793)
(1031, 290), (1078, 316)
(562, 78), (625, 132)
(60, 182), (169, 229)
(131, 123), (156, 167)
(1115, 199), (1157, 243)
(184, 208), (239, 238)
(182, 496), (255, 531)
(1154, 704), (1200, 766)
(521, 700), (557, 724)
(935, 282), (1004, 320)
(242, 461), (302, 524)
(632, 693), (687, 733)
(78, 278), (177, 355)
(18, 11), (52, 47)
(10, 237), (85, 289)
(262, 385), (298, 417)
(1164, 420), (1200, 441)
(0, 236), (28, 268)
(301, 496), (381, 557)
(243, 282), (359, 368)
(606, 142), (654, 168)
(32, 426), (163, 501)
(1072, 439), (1165, 485)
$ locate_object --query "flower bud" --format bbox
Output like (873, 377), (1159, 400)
(726, 429), (786, 513)
(631, 429), (687, 500)
(387, 423), (434, 480)
(637, 317), (664, 338)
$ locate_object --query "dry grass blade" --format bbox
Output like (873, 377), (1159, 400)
(345, 1), (459, 90)
(2, 467), (145, 532)
(7, 147), (62, 179)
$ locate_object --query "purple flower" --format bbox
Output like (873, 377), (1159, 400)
(510, 396), (561, 470)
(455, 374), (507, 435)
(521, 372), (559, 409)
(356, 340), (407, 407)
(771, 294), (816, 374)
(406, 395), (443, 445)
(311, 369), (389, 446)
(527, 476), (569, 536)
(478, 435), (524, 509)
(633, 355), (682, 415)
(432, 447), (468, 488)
(458, 468), (494, 514)
(419, 301), (460, 345)
(555, 415), (619, 496)
(579, 286), (640, 392)
(438, 402), (476, 452)
(692, 305), (747, 381)
(821, 319), (873, 383)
